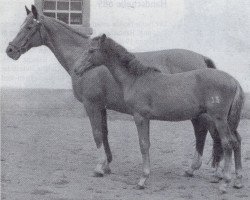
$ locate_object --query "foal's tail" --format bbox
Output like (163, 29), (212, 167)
(226, 81), (245, 150)
(211, 79), (244, 167)
(228, 81), (245, 132)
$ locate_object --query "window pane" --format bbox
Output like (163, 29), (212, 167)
(71, 1), (82, 11)
(70, 13), (82, 24)
(43, 12), (56, 18)
(57, 13), (69, 24)
(44, 1), (56, 10)
(57, 1), (69, 10)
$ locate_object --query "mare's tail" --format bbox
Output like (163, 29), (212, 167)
(204, 57), (217, 69)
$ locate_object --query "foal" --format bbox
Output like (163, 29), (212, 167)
(76, 34), (244, 193)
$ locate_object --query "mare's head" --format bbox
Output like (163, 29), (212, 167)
(74, 34), (108, 75)
(6, 5), (45, 60)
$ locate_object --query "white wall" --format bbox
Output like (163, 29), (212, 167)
(1, 0), (250, 90)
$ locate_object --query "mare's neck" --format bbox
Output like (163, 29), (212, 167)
(42, 17), (89, 75)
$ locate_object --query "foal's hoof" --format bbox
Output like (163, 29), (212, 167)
(210, 175), (222, 183)
(184, 170), (194, 177)
(93, 171), (104, 177)
(135, 184), (145, 190)
(233, 179), (244, 189)
(219, 183), (228, 194)
(104, 167), (111, 174)
(103, 163), (111, 174)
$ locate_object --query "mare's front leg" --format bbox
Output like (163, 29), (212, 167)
(185, 117), (208, 177)
(134, 113), (150, 189)
(84, 102), (112, 176)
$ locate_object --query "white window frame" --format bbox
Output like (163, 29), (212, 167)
(43, 0), (83, 25)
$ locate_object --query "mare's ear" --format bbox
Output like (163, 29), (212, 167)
(25, 5), (31, 15)
(31, 5), (38, 20)
(100, 34), (106, 43)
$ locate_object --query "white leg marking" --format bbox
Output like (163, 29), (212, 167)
(185, 150), (202, 177)
(94, 143), (108, 176)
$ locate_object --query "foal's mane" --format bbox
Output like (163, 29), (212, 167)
(93, 36), (161, 76)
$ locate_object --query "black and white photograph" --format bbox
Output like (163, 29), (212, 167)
(1, 0), (250, 199)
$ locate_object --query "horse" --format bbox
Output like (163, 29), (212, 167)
(76, 34), (244, 193)
(6, 5), (235, 188)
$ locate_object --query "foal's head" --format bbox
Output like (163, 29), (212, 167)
(74, 34), (135, 75)
(74, 34), (109, 75)
(6, 5), (45, 60)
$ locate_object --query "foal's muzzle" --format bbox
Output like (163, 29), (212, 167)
(74, 62), (95, 76)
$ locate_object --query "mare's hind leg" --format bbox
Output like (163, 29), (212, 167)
(84, 103), (112, 176)
(185, 117), (208, 177)
(101, 109), (112, 173)
(233, 130), (243, 189)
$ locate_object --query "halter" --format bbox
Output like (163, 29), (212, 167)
(8, 17), (46, 53)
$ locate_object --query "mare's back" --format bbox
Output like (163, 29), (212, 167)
(134, 49), (208, 74)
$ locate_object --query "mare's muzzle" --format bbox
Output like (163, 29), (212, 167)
(6, 44), (21, 60)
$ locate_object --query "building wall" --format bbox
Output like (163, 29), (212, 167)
(34, 0), (92, 35)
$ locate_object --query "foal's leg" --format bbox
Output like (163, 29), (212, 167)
(185, 117), (208, 177)
(209, 128), (224, 183)
(84, 103), (112, 176)
(134, 113), (150, 189)
(213, 118), (233, 193)
(233, 130), (243, 189)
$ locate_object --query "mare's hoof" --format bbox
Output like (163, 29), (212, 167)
(233, 179), (244, 189)
(135, 184), (145, 190)
(184, 170), (194, 177)
(93, 171), (104, 177)
(104, 167), (111, 174)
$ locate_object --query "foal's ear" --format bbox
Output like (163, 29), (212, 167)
(100, 34), (106, 43)
(31, 5), (38, 20)
(25, 5), (31, 15)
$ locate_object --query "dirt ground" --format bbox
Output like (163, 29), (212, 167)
(1, 89), (250, 200)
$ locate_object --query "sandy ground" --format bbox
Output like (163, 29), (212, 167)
(1, 89), (250, 200)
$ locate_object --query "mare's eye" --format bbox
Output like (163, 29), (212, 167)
(27, 26), (32, 30)
(89, 49), (94, 53)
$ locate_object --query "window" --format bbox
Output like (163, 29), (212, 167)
(43, 0), (83, 25)
(70, 13), (82, 24)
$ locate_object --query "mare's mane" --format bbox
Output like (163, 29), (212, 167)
(42, 15), (89, 39)
(93, 36), (161, 76)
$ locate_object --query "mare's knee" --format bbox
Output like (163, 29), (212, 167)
(235, 131), (242, 143)
(139, 140), (150, 154)
(93, 130), (103, 148)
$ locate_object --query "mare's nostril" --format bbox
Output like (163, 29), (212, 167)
(6, 47), (13, 53)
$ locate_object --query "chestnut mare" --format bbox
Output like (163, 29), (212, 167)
(6, 5), (242, 192)
(76, 34), (244, 193)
